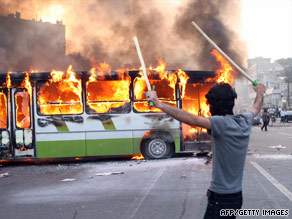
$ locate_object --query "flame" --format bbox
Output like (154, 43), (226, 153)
(182, 83), (213, 141)
(15, 92), (31, 129)
(40, 5), (66, 23)
(133, 60), (177, 112)
(210, 49), (235, 85)
(131, 154), (145, 160)
(0, 92), (7, 129)
(21, 73), (32, 100)
(86, 62), (131, 113)
(38, 65), (82, 115)
(6, 72), (11, 88)
(177, 69), (189, 99)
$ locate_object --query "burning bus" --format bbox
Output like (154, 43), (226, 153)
(0, 53), (235, 161)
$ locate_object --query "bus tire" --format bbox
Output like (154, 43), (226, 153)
(141, 137), (173, 159)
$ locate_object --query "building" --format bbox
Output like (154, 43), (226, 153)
(248, 57), (271, 75)
(0, 12), (66, 72)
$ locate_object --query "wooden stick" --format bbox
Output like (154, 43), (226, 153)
(133, 36), (154, 106)
(191, 21), (258, 86)
(133, 36), (152, 91)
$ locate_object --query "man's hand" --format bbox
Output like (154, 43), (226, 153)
(145, 91), (162, 108)
(250, 83), (266, 116)
(253, 83), (266, 95)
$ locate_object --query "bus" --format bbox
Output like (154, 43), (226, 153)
(0, 67), (217, 162)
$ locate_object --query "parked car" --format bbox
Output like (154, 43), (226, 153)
(286, 111), (292, 122)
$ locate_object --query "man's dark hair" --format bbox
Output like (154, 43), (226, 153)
(205, 83), (237, 116)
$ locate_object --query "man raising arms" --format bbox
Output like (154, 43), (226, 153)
(146, 83), (266, 219)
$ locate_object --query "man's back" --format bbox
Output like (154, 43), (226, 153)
(208, 112), (254, 194)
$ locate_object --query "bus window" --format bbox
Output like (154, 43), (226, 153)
(86, 79), (131, 114)
(37, 80), (83, 115)
(133, 75), (177, 113)
(15, 92), (31, 129)
(0, 92), (7, 129)
(182, 83), (213, 141)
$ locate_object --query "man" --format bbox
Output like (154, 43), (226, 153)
(146, 82), (266, 219)
(261, 108), (270, 131)
(280, 109), (286, 123)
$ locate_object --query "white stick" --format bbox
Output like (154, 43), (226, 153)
(191, 21), (256, 84)
(133, 36), (152, 91)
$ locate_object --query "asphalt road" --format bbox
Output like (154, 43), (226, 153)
(0, 123), (291, 219)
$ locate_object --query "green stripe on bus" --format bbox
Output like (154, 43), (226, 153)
(86, 138), (132, 156)
(37, 140), (85, 158)
(53, 120), (69, 132)
(102, 118), (116, 130)
(174, 136), (180, 153)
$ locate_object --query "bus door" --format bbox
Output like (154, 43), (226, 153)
(0, 89), (10, 157)
(11, 88), (35, 157)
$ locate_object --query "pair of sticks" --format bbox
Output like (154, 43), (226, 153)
(133, 21), (258, 102)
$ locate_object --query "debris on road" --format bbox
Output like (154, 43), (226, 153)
(61, 178), (76, 182)
(269, 145), (286, 150)
(0, 172), (10, 178)
(95, 172), (124, 176)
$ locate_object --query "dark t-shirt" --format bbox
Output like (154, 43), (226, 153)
(208, 111), (254, 194)
(262, 112), (270, 122)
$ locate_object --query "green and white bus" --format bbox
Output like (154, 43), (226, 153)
(0, 68), (216, 162)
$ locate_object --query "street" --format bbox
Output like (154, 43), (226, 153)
(1, 124), (292, 219)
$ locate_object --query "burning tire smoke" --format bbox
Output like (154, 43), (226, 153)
(0, 0), (247, 72)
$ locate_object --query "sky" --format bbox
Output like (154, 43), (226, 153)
(241, 0), (292, 61)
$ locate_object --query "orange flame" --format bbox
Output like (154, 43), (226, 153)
(21, 73), (32, 99)
(177, 69), (189, 99)
(0, 92), (7, 129)
(131, 154), (145, 160)
(86, 62), (131, 113)
(210, 49), (235, 85)
(182, 82), (213, 141)
(6, 72), (11, 89)
(15, 92), (31, 129)
(38, 65), (83, 115)
(133, 60), (177, 112)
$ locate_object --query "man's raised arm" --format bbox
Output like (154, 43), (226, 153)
(145, 91), (211, 130)
(250, 83), (266, 116)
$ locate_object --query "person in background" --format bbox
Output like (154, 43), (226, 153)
(145, 82), (266, 219)
(284, 109), (288, 123)
(280, 109), (286, 123)
(261, 108), (270, 131)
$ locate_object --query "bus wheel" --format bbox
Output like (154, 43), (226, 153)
(142, 138), (173, 159)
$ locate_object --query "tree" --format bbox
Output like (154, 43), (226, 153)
(276, 58), (292, 108)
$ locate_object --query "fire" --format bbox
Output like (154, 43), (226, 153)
(86, 62), (131, 113)
(0, 92), (7, 129)
(182, 50), (235, 141)
(21, 73), (32, 99)
(133, 60), (177, 112)
(38, 65), (83, 115)
(131, 154), (145, 160)
(177, 69), (189, 99)
(15, 92), (31, 129)
(6, 72), (11, 89)
(40, 5), (66, 23)
(182, 82), (213, 141)
(210, 49), (235, 85)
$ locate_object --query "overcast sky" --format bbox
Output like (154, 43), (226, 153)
(241, 0), (292, 61)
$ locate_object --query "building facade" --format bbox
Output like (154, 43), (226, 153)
(0, 12), (66, 72)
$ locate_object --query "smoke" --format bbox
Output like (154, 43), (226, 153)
(0, 0), (247, 72)
(174, 0), (247, 70)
